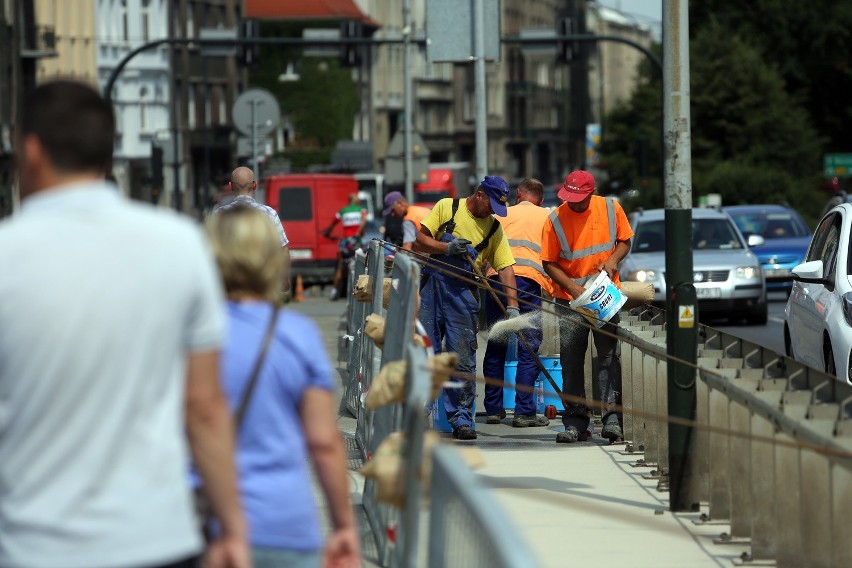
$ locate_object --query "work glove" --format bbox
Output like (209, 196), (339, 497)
(506, 306), (521, 319)
(446, 237), (473, 257)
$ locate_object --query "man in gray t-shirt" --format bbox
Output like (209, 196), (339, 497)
(0, 81), (249, 568)
(214, 166), (291, 292)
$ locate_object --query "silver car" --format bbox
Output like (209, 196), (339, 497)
(619, 208), (768, 324)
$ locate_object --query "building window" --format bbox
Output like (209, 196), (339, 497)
(120, 0), (128, 43)
(186, 2), (195, 38)
(141, 0), (151, 42)
(187, 85), (196, 129)
(218, 87), (227, 125)
(140, 86), (150, 133)
(204, 86), (212, 126)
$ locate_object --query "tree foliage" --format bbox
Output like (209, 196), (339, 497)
(250, 22), (359, 156)
(601, 1), (850, 224)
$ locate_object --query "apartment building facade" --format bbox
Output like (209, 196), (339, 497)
(170, 0), (245, 212)
(1, 0), (59, 217)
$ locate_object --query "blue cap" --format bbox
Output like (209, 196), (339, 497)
(479, 175), (509, 217)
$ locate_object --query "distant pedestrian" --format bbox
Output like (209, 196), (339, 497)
(383, 191), (430, 251)
(0, 79), (249, 567)
(542, 170), (633, 444)
(206, 205), (361, 568)
(323, 194), (367, 300)
(214, 166), (291, 293)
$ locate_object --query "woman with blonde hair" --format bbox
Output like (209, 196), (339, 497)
(205, 205), (360, 568)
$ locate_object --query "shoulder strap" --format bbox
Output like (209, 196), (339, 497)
(475, 218), (501, 252)
(234, 305), (280, 430)
(436, 199), (461, 236)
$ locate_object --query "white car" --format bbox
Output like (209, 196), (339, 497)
(784, 203), (852, 383)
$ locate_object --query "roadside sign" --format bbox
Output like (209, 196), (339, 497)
(384, 129), (430, 185)
(232, 88), (280, 137)
(199, 28), (237, 57)
(823, 154), (852, 177)
(678, 305), (695, 328)
(237, 136), (271, 159)
(425, 0), (501, 62)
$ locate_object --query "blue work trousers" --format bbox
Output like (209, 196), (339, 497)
(483, 276), (543, 416)
(555, 299), (622, 431)
(420, 267), (480, 428)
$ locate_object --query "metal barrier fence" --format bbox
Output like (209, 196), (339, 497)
(428, 444), (536, 568)
(342, 241), (537, 568)
(620, 304), (852, 568)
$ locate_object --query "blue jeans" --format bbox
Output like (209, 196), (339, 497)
(556, 299), (622, 431)
(482, 276), (543, 416)
(252, 546), (320, 568)
(420, 266), (479, 428)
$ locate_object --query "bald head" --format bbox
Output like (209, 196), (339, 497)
(230, 167), (256, 194)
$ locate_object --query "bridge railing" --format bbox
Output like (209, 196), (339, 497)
(619, 304), (852, 567)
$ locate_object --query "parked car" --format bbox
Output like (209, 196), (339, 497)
(784, 203), (852, 383)
(724, 204), (811, 295)
(620, 207), (767, 324)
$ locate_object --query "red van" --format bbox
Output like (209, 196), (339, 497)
(263, 174), (359, 284)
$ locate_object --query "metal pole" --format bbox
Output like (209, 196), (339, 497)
(473, 0), (487, 181)
(402, 0), (414, 202)
(202, 57), (211, 217)
(250, 97), (258, 177)
(170, 2), (181, 212)
(663, 0), (698, 512)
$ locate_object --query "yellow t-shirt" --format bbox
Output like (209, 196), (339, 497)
(420, 198), (515, 272)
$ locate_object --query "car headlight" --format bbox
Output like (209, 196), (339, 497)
(736, 266), (760, 280)
(627, 269), (657, 283)
(842, 292), (852, 327)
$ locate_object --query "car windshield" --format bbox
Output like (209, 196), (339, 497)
(632, 218), (743, 252)
(728, 210), (810, 239)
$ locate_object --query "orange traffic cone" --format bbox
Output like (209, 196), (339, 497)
(295, 275), (305, 301)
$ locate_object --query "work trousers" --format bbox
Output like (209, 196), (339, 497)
(420, 269), (479, 428)
(483, 276), (543, 416)
(555, 299), (622, 432)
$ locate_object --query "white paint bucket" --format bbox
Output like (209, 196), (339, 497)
(569, 271), (627, 327)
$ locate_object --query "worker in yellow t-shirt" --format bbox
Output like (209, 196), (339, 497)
(541, 170), (633, 445)
(416, 176), (518, 441)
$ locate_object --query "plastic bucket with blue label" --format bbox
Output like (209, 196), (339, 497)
(569, 271), (627, 327)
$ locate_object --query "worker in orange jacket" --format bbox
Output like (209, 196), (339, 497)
(483, 178), (553, 427)
(542, 170), (633, 444)
(383, 191), (431, 251)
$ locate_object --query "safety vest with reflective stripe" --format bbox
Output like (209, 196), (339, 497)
(500, 201), (552, 290)
(404, 205), (430, 232)
(546, 196), (618, 287)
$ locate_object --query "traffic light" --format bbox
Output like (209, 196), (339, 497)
(558, 17), (575, 63)
(340, 20), (362, 67)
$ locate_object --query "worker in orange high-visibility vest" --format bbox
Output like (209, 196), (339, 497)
(541, 170), (633, 445)
(383, 191), (431, 251)
(482, 178), (553, 428)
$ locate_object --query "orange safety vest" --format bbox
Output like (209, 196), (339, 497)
(541, 196), (633, 301)
(500, 201), (552, 291)
(404, 205), (430, 232)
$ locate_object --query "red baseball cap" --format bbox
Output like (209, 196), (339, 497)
(558, 170), (596, 203)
